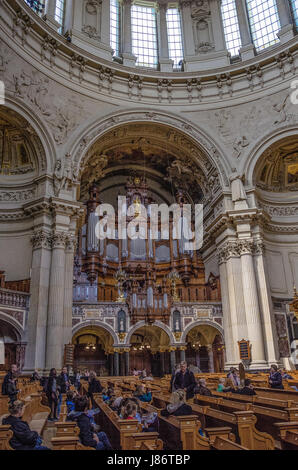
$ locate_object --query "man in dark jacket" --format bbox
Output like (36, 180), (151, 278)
(2, 364), (19, 403)
(3, 400), (49, 450)
(70, 396), (112, 450)
(172, 361), (196, 399)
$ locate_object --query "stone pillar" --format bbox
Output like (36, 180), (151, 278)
(63, 235), (76, 346)
(114, 351), (120, 376)
(101, 0), (112, 46)
(219, 241), (248, 368)
(121, 0), (137, 66)
(68, 0), (113, 59)
(160, 351), (165, 376)
(45, 232), (67, 371)
(276, 0), (295, 43)
(125, 351), (130, 376)
(44, 0), (61, 31)
(235, 0), (255, 60)
(157, 1), (174, 72)
(179, 0), (196, 67)
(207, 344), (214, 372)
(110, 354), (114, 376)
(218, 252), (233, 368)
(23, 230), (52, 373)
(239, 240), (267, 369)
(170, 349), (176, 373)
(253, 240), (280, 364)
(180, 347), (186, 363)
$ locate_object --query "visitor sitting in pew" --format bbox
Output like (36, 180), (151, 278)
(194, 378), (213, 397)
(66, 390), (79, 414)
(269, 364), (284, 390)
(172, 361), (196, 399)
(217, 378), (231, 393)
(161, 390), (193, 417)
(120, 398), (158, 432)
(3, 400), (50, 450)
(2, 364), (19, 404)
(134, 384), (152, 402)
(231, 379), (256, 396)
(281, 369), (293, 380)
(227, 368), (240, 387)
(70, 396), (112, 450)
(102, 385), (115, 403)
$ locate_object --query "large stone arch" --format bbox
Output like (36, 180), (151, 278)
(69, 109), (231, 190)
(3, 97), (57, 175)
(126, 320), (175, 345)
(72, 320), (118, 345)
(0, 311), (23, 340)
(181, 319), (224, 344)
(240, 125), (298, 187)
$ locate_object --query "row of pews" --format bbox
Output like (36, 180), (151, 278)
(1, 371), (298, 450)
(0, 373), (50, 450)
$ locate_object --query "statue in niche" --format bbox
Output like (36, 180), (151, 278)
(53, 154), (77, 196)
(230, 171), (248, 208)
(118, 310), (126, 333)
(173, 310), (181, 332)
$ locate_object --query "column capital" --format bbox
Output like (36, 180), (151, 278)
(31, 229), (52, 250)
(51, 231), (69, 249)
(238, 239), (254, 256)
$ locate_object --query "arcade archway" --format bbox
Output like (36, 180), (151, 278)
(0, 318), (22, 371)
(72, 325), (114, 376)
(185, 324), (224, 373)
(129, 325), (171, 377)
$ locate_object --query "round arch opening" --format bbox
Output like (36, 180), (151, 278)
(72, 325), (114, 376)
(185, 324), (225, 373)
(0, 318), (21, 372)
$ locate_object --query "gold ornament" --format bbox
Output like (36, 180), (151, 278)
(290, 286), (298, 322)
(174, 332), (182, 341)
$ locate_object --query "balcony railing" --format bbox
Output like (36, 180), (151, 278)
(0, 288), (30, 309)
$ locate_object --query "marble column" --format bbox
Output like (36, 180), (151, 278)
(235, 0), (255, 60)
(219, 241), (247, 368)
(207, 345), (214, 372)
(180, 348), (186, 363)
(23, 230), (52, 373)
(63, 235), (76, 346)
(45, 232), (67, 371)
(44, 0), (61, 31)
(157, 1), (174, 72)
(253, 240), (280, 364)
(170, 349), (176, 373)
(276, 0), (295, 43)
(160, 352), (165, 376)
(110, 354), (114, 376)
(125, 351), (130, 376)
(239, 240), (267, 369)
(121, 0), (137, 66)
(179, 1), (196, 58)
(218, 251), (233, 368)
(114, 351), (120, 376)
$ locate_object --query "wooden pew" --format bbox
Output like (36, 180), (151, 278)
(140, 401), (247, 450)
(94, 397), (163, 450)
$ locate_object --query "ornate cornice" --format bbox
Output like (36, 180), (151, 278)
(1, 0), (297, 106)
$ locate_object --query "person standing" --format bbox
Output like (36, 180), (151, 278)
(57, 366), (70, 417)
(172, 361), (196, 400)
(2, 364), (19, 404)
(46, 368), (58, 421)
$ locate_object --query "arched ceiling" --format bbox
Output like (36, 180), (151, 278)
(131, 325), (170, 353)
(0, 106), (44, 179)
(79, 122), (221, 204)
(72, 325), (114, 352)
(255, 136), (298, 192)
(186, 324), (222, 346)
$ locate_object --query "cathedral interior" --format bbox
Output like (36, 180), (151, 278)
(0, 0), (297, 377)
